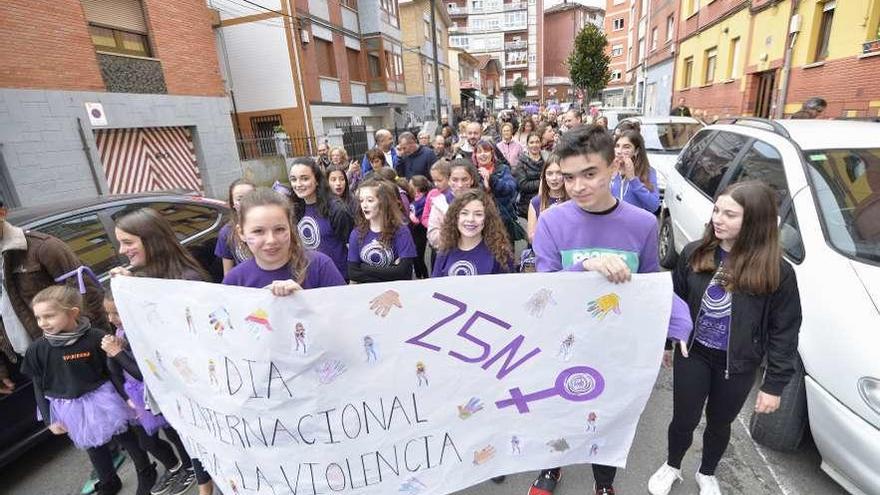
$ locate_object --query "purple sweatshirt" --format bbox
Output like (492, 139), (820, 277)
(222, 251), (345, 290)
(533, 199), (692, 342)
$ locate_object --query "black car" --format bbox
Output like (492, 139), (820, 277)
(0, 192), (229, 468)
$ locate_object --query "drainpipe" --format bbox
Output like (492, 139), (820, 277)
(775, 0), (800, 119)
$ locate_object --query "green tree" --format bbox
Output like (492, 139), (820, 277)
(512, 77), (527, 101)
(566, 23), (611, 102)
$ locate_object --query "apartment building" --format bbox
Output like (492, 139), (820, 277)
(603, 0), (632, 105)
(446, 0), (544, 107)
(672, 0), (880, 119)
(0, 0), (240, 206)
(642, 0), (679, 115)
(213, 0), (407, 149)
(400, 0), (453, 122)
(543, 1), (605, 103)
(449, 47), (484, 114)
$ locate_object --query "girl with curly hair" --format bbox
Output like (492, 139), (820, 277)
(431, 188), (514, 277)
(347, 178), (416, 283)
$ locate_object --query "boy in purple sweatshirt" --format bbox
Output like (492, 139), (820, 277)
(530, 125), (692, 495)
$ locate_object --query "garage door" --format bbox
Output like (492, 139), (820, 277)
(95, 126), (203, 194)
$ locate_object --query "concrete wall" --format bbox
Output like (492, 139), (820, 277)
(0, 88), (241, 207)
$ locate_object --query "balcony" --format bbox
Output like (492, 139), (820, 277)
(502, 22), (528, 31)
(505, 61), (528, 69)
(503, 1), (527, 10)
(505, 40), (527, 50)
(448, 4), (468, 16)
(864, 39), (880, 55)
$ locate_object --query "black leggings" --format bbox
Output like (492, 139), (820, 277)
(161, 426), (193, 470)
(86, 428), (152, 486)
(667, 342), (755, 475)
(132, 424), (187, 471)
(411, 224), (429, 279)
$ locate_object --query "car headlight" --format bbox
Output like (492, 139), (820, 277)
(858, 377), (880, 416)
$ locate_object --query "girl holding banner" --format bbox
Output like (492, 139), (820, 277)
(222, 188), (346, 294)
(110, 208), (211, 495)
(648, 181), (801, 495)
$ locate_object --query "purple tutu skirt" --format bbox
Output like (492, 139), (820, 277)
(41, 381), (135, 449)
(124, 375), (168, 435)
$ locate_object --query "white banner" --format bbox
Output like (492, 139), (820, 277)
(111, 272), (672, 495)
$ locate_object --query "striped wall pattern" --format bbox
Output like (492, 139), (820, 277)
(95, 127), (203, 194)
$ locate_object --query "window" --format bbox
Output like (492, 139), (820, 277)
(651, 28), (658, 50)
(347, 48), (363, 82)
(89, 25), (151, 57)
(315, 38), (337, 78)
(611, 70), (622, 81)
(366, 37), (385, 91)
(40, 214), (119, 277)
(729, 141), (789, 203)
(813, 1), (835, 61)
(675, 130), (714, 176)
(151, 202), (224, 281)
(611, 44), (623, 57)
(341, 0), (358, 9)
(82, 0), (151, 57)
(686, 131), (748, 198)
(380, 0), (399, 27)
(727, 37), (741, 79)
(686, 0), (699, 16)
(666, 14), (674, 41)
(250, 114), (282, 138)
(704, 47), (717, 84)
(613, 18), (624, 31)
(425, 20), (431, 39)
(682, 56), (693, 88)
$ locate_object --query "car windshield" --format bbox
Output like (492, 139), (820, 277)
(804, 148), (880, 264)
(640, 123), (703, 152)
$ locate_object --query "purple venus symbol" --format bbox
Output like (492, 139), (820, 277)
(495, 365), (605, 413)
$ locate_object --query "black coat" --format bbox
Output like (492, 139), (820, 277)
(514, 151), (545, 218)
(397, 145), (435, 180)
(673, 242), (802, 395)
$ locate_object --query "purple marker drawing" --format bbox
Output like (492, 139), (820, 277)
(495, 365), (605, 413)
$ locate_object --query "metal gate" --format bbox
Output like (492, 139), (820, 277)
(337, 124), (369, 163)
(94, 126), (203, 194)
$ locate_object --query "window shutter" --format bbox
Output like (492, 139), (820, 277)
(80, 0), (148, 33)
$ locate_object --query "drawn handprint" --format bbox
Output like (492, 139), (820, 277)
(399, 477), (427, 494)
(457, 397), (484, 419)
(524, 288), (557, 318)
(587, 293), (621, 320)
(370, 289), (402, 317)
(315, 360), (347, 384)
(472, 445), (496, 465)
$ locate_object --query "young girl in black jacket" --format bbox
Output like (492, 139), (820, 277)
(648, 181), (802, 495)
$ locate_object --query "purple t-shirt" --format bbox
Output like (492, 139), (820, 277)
(695, 249), (731, 350)
(533, 199), (691, 342)
(214, 224), (251, 265)
(529, 195), (565, 221)
(298, 203), (348, 278)
(347, 225), (417, 266)
(221, 251), (345, 290)
(431, 240), (510, 277)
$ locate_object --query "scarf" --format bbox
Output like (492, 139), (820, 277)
(44, 318), (90, 348)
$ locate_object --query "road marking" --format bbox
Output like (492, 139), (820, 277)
(736, 414), (794, 495)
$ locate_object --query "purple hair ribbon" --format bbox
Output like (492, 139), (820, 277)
(55, 266), (101, 294)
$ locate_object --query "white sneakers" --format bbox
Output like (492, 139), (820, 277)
(695, 472), (723, 495)
(648, 463), (683, 495)
(647, 464), (723, 495)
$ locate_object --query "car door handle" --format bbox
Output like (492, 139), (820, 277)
(674, 193), (683, 201)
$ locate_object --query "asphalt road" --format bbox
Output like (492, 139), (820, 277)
(6, 366), (846, 495)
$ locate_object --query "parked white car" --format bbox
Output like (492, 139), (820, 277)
(617, 116), (705, 198)
(660, 118), (880, 495)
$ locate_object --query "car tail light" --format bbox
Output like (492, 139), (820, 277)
(858, 377), (880, 416)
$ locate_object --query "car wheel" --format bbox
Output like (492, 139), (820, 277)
(749, 355), (808, 452)
(659, 213), (678, 269)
